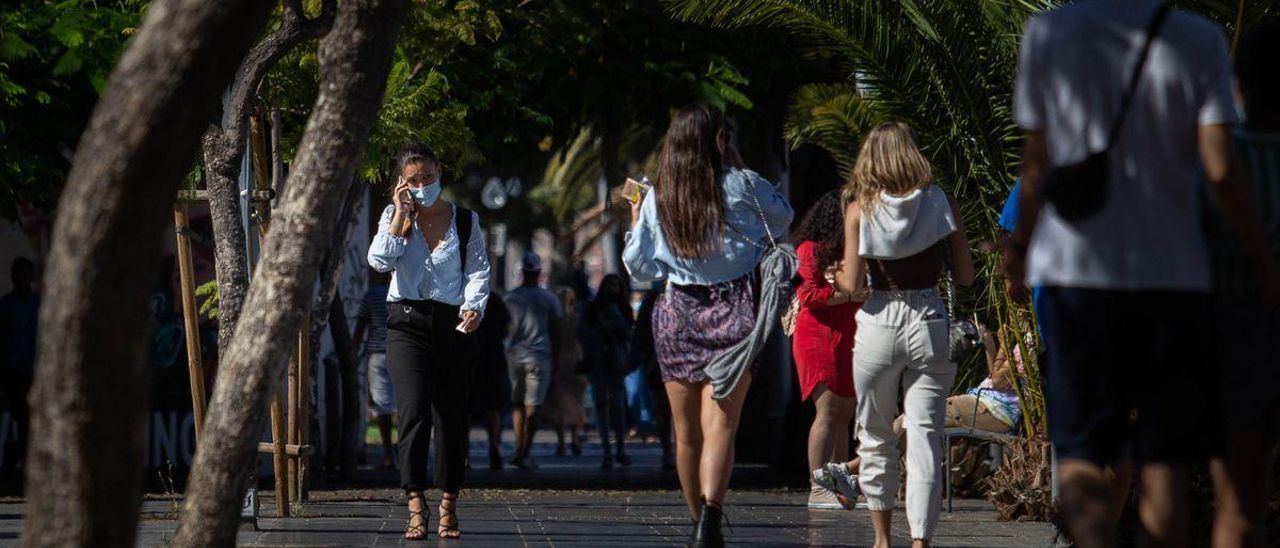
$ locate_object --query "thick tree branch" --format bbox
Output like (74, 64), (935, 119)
(19, 2), (272, 547)
(172, 0), (408, 545)
(204, 0), (337, 361)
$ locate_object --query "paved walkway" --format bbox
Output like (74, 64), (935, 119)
(0, 430), (1056, 546)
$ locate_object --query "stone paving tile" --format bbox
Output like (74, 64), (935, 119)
(0, 492), (1054, 547)
(0, 430), (1056, 546)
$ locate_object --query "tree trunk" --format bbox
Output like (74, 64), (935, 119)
(309, 178), (364, 366)
(328, 296), (361, 481)
(19, 3), (272, 547)
(203, 1), (335, 363)
(302, 176), (362, 486)
(171, 1), (407, 545)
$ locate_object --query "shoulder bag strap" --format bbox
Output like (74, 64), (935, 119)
(455, 206), (474, 274)
(737, 170), (778, 250)
(1104, 3), (1172, 151)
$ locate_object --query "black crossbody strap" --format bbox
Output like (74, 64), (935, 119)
(1105, 3), (1172, 150)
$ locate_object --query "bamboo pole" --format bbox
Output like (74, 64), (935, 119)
(269, 386), (290, 517)
(297, 313), (311, 500)
(287, 351), (299, 502)
(174, 203), (207, 439)
(256, 442), (313, 456)
(250, 115), (270, 191)
(253, 217), (290, 517)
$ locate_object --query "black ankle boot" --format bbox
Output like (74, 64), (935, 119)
(688, 500), (724, 547)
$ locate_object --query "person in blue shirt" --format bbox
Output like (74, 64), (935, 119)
(997, 180), (1050, 343)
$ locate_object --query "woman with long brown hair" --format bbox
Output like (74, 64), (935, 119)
(623, 102), (793, 547)
(836, 122), (974, 548)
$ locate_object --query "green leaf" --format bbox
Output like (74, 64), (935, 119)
(0, 34), (38, 61)
(52, 49), (82, 76)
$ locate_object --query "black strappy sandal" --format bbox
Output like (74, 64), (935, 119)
(404, 491), (429, 541)
(438, 492), (461, 539)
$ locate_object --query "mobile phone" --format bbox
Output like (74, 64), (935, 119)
(621, 176), (651, 204)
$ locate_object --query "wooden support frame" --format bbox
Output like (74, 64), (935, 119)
(173, 120), (312, 518)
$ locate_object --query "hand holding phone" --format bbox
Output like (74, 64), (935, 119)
(621, 176), (651, 204)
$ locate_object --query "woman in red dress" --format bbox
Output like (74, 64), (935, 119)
(791, 189), (860, 509)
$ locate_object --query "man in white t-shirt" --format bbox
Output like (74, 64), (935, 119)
(1004, 1), (1280, 545)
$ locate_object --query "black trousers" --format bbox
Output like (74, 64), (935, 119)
(385, 300), (475, 493)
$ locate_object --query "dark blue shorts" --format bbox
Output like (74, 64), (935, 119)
(1042, 287), (1219, 466)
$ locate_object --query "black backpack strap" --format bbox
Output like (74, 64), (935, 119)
(455, 205), (474, 275)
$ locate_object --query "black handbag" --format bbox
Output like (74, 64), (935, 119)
(1041, 3), (1171, 222)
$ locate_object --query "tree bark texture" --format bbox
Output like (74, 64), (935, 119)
(19, 2), (273, 547)
(203, 0), (335, 364)
(302, 176), (361, 478)
(171, 1), (408, 545)
(307, 180), (361, 387)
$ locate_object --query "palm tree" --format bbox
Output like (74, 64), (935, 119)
(671, 0), (1279, 437)
(672, 0), (1052, 432)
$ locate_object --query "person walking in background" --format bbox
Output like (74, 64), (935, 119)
(471, 292), (512, 470)
(837, 122), (975, 548)
(1006, 3), (1280, 546)
(353, 269), (394, 470)
(1205, 22), (1280, 548)
(633, 288), (675, 470)
(504, 252), (562, 471)
(368, 143), (491, 540)
(624, 102), (793, 547)
(0, 258), (38, 483)
(789, 190), (861, 510)
(580, 274), (634, 469)
(549, 287), (587, 458)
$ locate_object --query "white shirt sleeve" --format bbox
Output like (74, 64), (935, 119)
(1197, 28), (1238, 126)
(1013, 16), (1046, 131)
(368, 205), (406, 272)
(460, 210), (491, 318)
(622, 194), (666, 284)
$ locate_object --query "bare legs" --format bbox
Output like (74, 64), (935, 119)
(665, 374), (754, 518)
(1058, 457), (1185, 548)
(1211, 430), (1268, 548)
(512, 404), (539, 463)
(807, 384), (856, 473)
(668, 380), (705, 517)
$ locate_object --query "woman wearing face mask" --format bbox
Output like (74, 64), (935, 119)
(368, 143), (491, 540)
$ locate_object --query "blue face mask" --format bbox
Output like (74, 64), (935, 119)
(409, 181), (441, 207)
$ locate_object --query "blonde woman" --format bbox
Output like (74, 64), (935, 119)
(836, 122), (974, 548)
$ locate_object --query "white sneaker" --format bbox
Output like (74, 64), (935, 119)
(825, 462), (861, 509)
(812, 468), (837, 493)
(807, 483), (844, 509)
